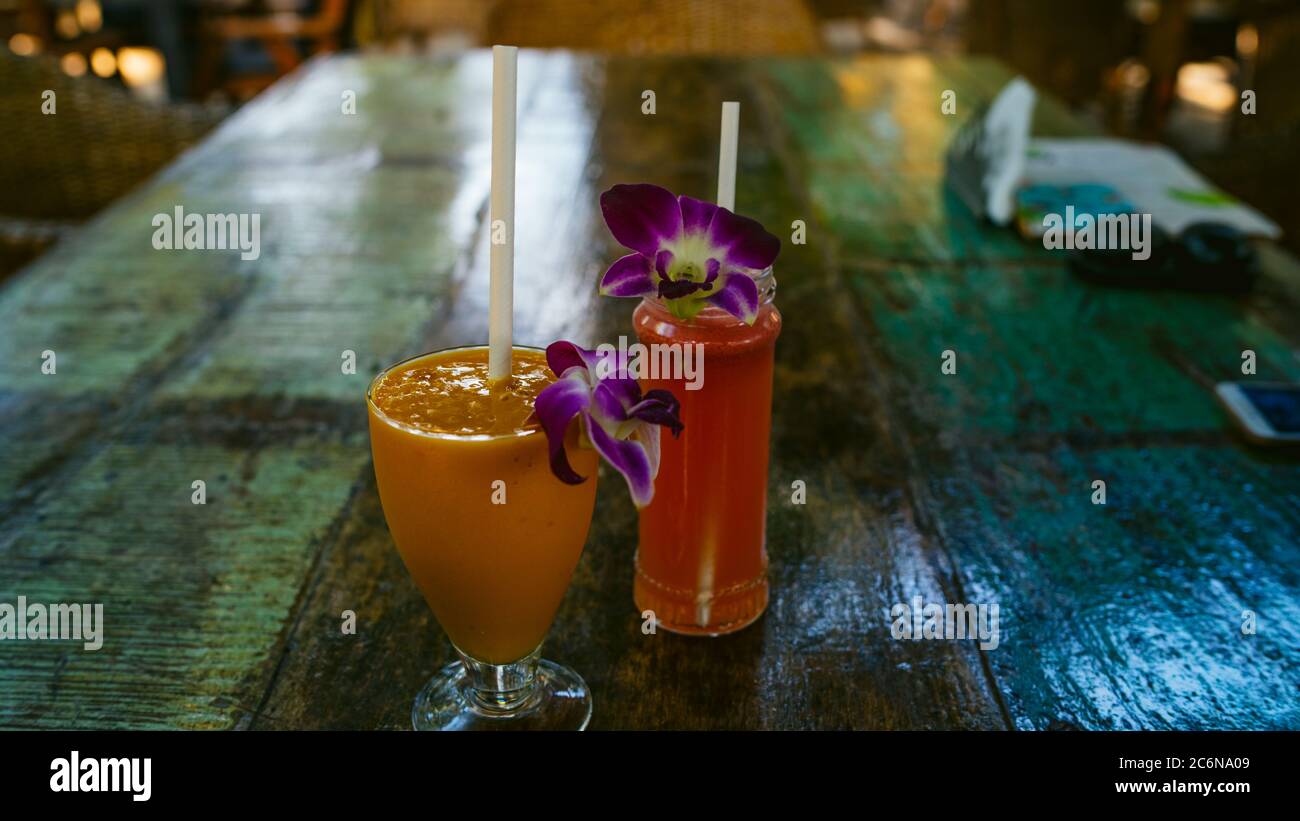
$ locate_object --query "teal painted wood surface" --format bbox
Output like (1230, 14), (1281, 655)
(0, 52), (1296, 729)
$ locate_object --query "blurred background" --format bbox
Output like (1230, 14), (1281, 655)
(2, 0), (1298, 275)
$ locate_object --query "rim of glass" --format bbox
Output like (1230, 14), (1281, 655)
(366, 344), (547, 441)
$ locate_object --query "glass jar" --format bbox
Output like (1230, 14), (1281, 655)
(631, 268), (781, 635)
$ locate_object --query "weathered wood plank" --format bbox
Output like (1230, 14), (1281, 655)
(836, 263), (1300, 729)
(930, 442), (1300, 729)
(0, 440), (365, 728)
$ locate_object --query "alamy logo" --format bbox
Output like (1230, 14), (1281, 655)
(890, 594), (1000, 650)
(151, 206), (261, 260)
(0, 596), (103, 650)
(50, 751), (151, 802)
(1042, 207), (1153, 261)
(594, 336), (705, 391)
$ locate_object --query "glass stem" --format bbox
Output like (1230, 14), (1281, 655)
(457, 644), (542, 715)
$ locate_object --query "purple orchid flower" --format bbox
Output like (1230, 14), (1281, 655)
(598, 183), (780, 324)
(534, 341), (683, 508)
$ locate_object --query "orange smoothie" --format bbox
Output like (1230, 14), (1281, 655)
(367, 346), (598, 664)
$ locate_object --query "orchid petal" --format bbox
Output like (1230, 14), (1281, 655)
(705, 271), (761, 324)
(534, 372), (591, 484)
(678, 195), (718, 237)
(654, 249), (674, 279)
(639, 422), (662, 481)
(704, 258), (720, 284)
(583, 414), (657, 508)
(606, 366), (644, 400)
(627, 389), (683, 437)
(591, 379), (633, 426)
(599, 253), (656, 298)
(544, 340), (601, 382)
(600, 184), (682, 257)
(708, 207), (781, 271)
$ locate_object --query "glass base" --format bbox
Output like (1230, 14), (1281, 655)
(634, 557), (769, 637)
(411, 658), (592, 731)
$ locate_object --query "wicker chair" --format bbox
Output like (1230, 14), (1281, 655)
(0, 50), (223, 276)
(487, 0), (823, 55)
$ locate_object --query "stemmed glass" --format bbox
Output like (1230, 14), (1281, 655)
(366, 345), (598, 730)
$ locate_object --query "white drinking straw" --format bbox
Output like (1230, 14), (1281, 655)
(488, 45), (518, 383)
(696, 101), (742, 628)
(716, 101), (739, 211)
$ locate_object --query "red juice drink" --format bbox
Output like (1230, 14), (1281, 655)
(632, 274), (780, 635)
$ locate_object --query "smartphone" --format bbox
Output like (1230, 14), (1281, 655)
(1215, 382), (1300, 444)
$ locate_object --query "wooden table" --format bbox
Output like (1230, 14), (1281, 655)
(2, 52), (1298, 730)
